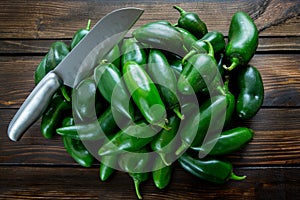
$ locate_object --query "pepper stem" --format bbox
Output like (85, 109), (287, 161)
(182, 49), (197, 64)
(86, 19), (91, 31)
(159, 153), (172, 166)
(173, 107), (185, 120)
(133, 179), (143, 199)
(173, 5), (186, 15)
(223, 57), (239, 71)
(202, 40), (214, 58)
(230, 172), (247, 181)
(175, 141), (189, 156)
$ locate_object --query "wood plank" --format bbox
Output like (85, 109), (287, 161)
(1, 37), (299, 54)
(1, 108), (300, 166)
(0, 53), (299, 108)
(0, 166), (299, 199)
(0, 0), (299, 39)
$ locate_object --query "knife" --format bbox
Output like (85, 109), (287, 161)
(7, 7), (144, 141)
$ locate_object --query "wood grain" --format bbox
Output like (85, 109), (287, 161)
(0, 0), (299, 39)
(0, 166), (299, 200)
(1, 108), (300, 166)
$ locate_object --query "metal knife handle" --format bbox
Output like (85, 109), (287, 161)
(7, 71), (62, 141)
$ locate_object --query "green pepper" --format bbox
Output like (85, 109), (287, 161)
(191, 127), (254, 156)
(70, 19), (91, 50)
(94, 61), (134, 120)
(63, 135), (94, 167)
(175, 27), (198, 51)
(167, 53), (183, 78)
(121, 38), (147, 68)
(73, 77), (98, 123)
(178, 153), (246, 184)
(103, 44), (121, 69)
(224, 11), (258, 71)
(99, 154), (118, 181)
(176, 89), (235, 155)
(98, 121), (158, 156)
(152, 156), (173, 189)
(34, 54), (48, 85)
(183, 31), (226, 62)
(173, 5), (208, 39)
(45, 41), (70, 73)
(123, 61), (168, 129)
(132, 22), (185, 56)
(177, 41), (218, 95)
(150, 115), (181, 165)
(147, 49), (183, 119)
(41, 94), (71, 139)
(234, 65), (264, 119)
(56, 107), (123, 141)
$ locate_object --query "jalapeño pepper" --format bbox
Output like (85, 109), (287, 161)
(147, 49), (183, 119)
(94, 61), (134, 120)
(121, 38), (147, 68)
(123, 61), (168, 129)
(34, 54), (48, 85)
(234, 65), (264, 119)
(177, 41), (218, 95)
(98, 121), (158, 156)
(178, 153), (246, 184)
(183, 31), (226, 62)
(173, 5), (208, 39)
(99, 154), (118, 181)
(70, 19), (91, 50)
(152, 156), (173, 189)
(224, 11), (258, 71)
(103, 44), (121, 69)
(45, 41), (70, 73)
(175, 27), (198, 51)
(150, 115), (181, 165)
(192, 127), (254, 156)
(56, 107), (123, 141)
(132, 22), (185, 56)
(63, 135), (94, 167)
(41, 94), (71, 139)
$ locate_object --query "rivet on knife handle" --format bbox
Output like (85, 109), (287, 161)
(7, 71), (62, 141)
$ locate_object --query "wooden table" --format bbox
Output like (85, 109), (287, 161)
(1, 0), (299, 199)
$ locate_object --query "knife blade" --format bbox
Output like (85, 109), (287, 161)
(7, 7), (144, 141)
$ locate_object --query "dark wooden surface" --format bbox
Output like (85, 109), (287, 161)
(1, 0), (300, 199)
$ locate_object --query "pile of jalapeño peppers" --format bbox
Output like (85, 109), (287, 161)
(34, 7), (263, 199)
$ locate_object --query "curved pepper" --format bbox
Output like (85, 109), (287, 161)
(177, 41), (218, 95)
(173, 5), (208, 39)
(94, 61), (134, 120)
(178, 153), (246, 184)
(192, 127), (254, 155)
(234, 65), (264, 119)
(63, 135), (94, 167)
(70, 19), (91, 50)
(183, 31), (226, 62)
(147, 49), (183, 119)
(123, 61), (168, 129)
(121, 38), (147, 68)
(41, 94), (71, 139)
(132, 22), (185, 56)
(224, 11), (258, 71)
(99, 154), (118, 181)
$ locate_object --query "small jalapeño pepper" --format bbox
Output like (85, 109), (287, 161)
(121, 38), (147, 68)
(70, 19), (91, 50)
(173, 5), (208, 39)
(224, 11), (258, 71)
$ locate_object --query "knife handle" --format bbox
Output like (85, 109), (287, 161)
(7, 71), (62, 141)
